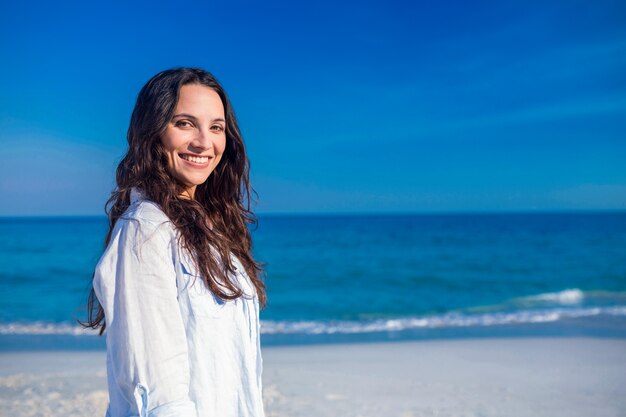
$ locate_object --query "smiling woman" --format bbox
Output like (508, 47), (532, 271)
(78, 68), (267, 417)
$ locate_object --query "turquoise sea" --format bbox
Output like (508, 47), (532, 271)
(1, 212), (625, 350)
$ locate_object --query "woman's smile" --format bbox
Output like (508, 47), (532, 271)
(179, 153), (213, 167)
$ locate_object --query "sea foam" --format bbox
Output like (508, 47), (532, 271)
(2, 305), (625, 337)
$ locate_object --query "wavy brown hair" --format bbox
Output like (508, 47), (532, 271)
(79, 67), (267, 336)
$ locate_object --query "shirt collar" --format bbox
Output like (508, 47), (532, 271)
(130, 187), (146, 204)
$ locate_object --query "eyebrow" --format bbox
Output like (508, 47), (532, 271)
(172, 113), (226, 123)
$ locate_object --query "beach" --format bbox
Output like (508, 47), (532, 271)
(2, 213), (626, 415)
(1, 336), (625, 417)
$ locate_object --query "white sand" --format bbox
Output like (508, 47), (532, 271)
(1, 337), (625, 417)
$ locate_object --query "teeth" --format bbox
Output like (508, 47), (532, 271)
(181, 154), (209, 163)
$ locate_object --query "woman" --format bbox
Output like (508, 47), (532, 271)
(80, 67), (267, 417)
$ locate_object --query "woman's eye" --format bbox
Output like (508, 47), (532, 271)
(175, 120), (193, 128)
(211, 125), (225, 132)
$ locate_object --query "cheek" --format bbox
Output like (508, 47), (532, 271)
(216, 137), (227, 155)
(160, 134), (176, 154)
(160, 143), (182, 175)
(161, 128), (188, 153)
(160, 140), (176, 166)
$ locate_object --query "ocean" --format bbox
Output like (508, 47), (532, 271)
(1, 212), (625, 350)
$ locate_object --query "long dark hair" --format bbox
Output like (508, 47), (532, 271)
(79, 67), (267, 335)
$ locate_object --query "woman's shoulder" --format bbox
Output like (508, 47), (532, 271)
(116, 188), (176, 238)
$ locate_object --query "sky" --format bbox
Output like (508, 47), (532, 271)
(0, 0), (625, 215)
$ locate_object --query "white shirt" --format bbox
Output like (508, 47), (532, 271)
(93, 188), (265, 417)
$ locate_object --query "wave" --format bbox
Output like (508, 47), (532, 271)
(260, 305), (626, 335)
(0, 321), (97, 336)
(462, 289), (626, 315)
(513, 288), (626, 304)
(2, 305), (626, 337)
(519, 288), (585, 304)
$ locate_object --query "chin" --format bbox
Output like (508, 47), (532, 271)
(185, 173), (211, 183)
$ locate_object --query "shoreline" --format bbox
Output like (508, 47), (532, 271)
(3, 314), (626, 352)
(1, 336), (625, 416)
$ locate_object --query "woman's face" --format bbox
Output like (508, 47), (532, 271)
(161, 83), (227, 199)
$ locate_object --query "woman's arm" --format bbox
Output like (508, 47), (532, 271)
(94, 215), (197, 417)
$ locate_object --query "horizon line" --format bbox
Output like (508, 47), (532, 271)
(1, 208), (625, 219)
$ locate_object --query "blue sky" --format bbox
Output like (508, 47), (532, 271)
(1, 0), (625, 215)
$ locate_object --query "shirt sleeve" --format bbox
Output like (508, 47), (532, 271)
(93, 216), (198, 417)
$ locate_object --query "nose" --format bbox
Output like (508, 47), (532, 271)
(189, 127), (213, 152)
